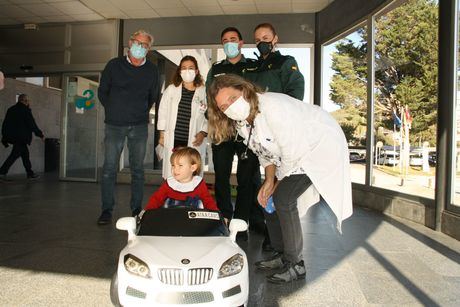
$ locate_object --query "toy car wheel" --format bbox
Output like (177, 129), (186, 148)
(110, 272), (122, 307)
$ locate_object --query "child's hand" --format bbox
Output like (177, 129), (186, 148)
(224, 218), (229, 226)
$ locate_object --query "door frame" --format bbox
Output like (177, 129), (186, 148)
(60, 72), (101, 182)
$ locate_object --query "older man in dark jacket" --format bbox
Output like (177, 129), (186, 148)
(0, 94), (44, 181)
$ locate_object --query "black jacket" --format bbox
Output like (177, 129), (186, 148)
(1, 102), (43, 145)
(98, 56), (160, 126)
(205, 56), (258, 87)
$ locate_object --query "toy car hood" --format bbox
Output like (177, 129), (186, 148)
(121, 236), (241, 267)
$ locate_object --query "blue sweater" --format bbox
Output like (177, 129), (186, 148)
(98, 56), (160, 126)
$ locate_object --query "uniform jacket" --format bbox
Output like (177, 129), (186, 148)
(205, 56), (258, 87)
(1, 102), (43, 145)
(157, 84), (208, 179)
(238, 92), (352, 227)
(254, 51), (305, 100)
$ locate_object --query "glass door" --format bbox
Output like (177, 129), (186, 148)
(61, 73), (101, 181)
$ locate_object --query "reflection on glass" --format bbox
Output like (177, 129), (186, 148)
(64, 75), (99, 179)
(372, 0), (438, 198)
(322, 27), (367, 184)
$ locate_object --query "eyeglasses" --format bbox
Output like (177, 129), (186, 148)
(131, 39), (150, 49)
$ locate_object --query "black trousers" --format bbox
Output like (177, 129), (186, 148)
(0, 143), (33, 175)
(212, 139), (264, 223)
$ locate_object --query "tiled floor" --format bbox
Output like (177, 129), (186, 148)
(0, 175), (459, 306)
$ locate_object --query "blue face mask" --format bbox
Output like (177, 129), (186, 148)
(130, 43), (148, 59)
(223, 42), (240, 59)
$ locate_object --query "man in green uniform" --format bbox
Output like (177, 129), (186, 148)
(253, 23), (305, 100)
(206, 27), (264, 242)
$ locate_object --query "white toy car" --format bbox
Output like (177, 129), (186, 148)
(111, 207), (249, 307)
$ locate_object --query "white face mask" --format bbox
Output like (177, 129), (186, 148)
(223, 96), (250, 121)
(180, 69), (196, 83)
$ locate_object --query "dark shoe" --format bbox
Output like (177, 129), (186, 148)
(255, 252), (285, 270)
(262, 235), (274, 252)
(132, 207), (141, 217)
(27, 173), (40, 180)
(0, 174), (12, 183)
(97, 210), (112, 225)
(266, 260), (306, 284)
(236, 231), (248, 242)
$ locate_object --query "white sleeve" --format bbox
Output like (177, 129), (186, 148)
(157, 86), (170, 130)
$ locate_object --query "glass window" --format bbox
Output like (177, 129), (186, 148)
(322, 27), (367, 184)
(453, 0), (460, 207)
(372, 0), (438, 198)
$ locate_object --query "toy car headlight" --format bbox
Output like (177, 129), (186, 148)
(124, 254), (151, 278)
(218, 253), (244, 278)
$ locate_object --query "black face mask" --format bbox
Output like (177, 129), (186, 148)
(256, 41), (273, 57)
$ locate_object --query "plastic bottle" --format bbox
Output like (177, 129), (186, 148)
(264, 196), (276, 214)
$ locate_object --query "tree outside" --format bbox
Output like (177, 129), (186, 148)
(325, 0), (439, 198)
(329, 0), (438, 147)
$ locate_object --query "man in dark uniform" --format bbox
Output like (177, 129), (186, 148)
(253, 23), (305, 101)
(206, 27), (264, 241)
(0, 94), (44, 181)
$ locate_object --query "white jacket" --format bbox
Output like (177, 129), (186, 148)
(157, 84), (208, 179)
(239, 92), (353, 227)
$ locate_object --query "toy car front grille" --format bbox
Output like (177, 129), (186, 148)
(188, 268), (213, 285)
(156, 291), (214, 304)
(158, 268), (213, 285)
(158, 268), (184, 285)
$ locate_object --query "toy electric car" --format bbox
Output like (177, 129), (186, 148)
(111, 208), (249, 307)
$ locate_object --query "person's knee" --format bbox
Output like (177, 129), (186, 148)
(273, 191), (298, 211)
(130, 168), (144, 180)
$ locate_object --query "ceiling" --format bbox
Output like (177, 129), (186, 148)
(0, 0), (334, 26)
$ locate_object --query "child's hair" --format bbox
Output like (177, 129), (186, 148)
(170, 147), (202, 175)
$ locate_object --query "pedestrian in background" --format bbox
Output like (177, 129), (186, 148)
(0, 94), (44, 182)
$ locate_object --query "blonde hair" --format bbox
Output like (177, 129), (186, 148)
(207, 74), (262, 144)
(170, 147), (202, 175)
(130, 29), (154, 47)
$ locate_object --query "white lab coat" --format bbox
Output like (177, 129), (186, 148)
(238, 92), (353, 227)
(157, 84), (208, 179)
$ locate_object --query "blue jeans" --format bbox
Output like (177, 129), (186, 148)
(101, 124), (148, 214)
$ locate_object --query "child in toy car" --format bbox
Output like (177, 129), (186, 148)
(144, 147), (218, 211)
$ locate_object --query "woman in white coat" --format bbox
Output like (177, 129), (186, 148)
(157, 55), (208, 179)
(207, 74), (353, 284)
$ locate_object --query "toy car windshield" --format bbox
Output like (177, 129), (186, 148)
(138, 208), (229, 237)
